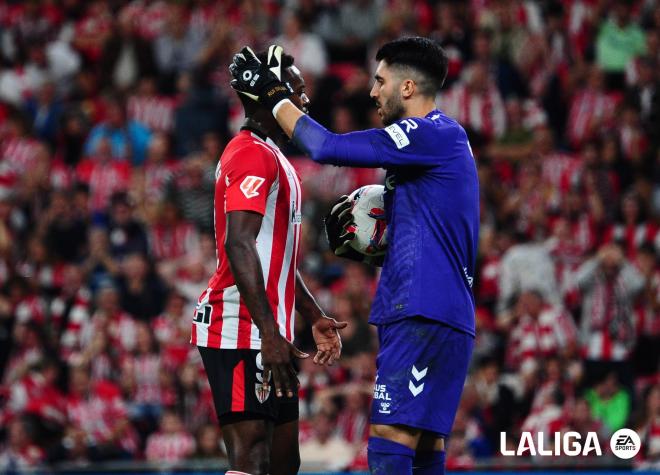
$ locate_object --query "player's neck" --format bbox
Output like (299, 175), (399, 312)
(242, 117), (279, 145)
(403, 98), (437, 119)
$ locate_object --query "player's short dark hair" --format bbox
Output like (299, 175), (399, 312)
(375, 37), (448, 96)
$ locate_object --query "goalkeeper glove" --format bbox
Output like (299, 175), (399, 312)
(229, 45), (293, 111)
(324, 195), (384, 267)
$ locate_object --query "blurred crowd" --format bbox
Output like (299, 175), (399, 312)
(0, 0), (658, 472)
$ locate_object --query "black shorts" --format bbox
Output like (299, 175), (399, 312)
(198, 346), (299, 426)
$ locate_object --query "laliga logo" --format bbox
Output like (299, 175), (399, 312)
(501, 429), (641, 458)
(501, 432), (602, 457)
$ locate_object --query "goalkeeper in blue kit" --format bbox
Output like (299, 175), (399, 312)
(230, 37), (479, 474)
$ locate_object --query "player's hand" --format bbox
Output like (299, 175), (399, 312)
(324, 195), (357, 255)
(312, 316), (348, 366)
(261, 333), (308, 398)
(324, 196), (385, 266)
(229, 45), (293, 109)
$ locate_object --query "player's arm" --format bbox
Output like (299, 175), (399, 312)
(229, 46), (449, 168)
(295, 271), (347, 365)
(225, 211), (307, 398)
(279, 101), (449, 168)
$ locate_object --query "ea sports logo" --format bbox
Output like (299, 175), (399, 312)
(610, 428), (641, 459)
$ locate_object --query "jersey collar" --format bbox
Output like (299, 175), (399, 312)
(241, 127), (279, 149)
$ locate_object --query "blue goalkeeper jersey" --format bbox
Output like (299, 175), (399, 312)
(293, 109), (480, 336)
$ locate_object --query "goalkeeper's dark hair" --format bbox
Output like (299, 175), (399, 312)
(238, 50), (295, 114)
(375, 37), (448, 97)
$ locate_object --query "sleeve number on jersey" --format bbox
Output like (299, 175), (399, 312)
(193, 304), (212, 325)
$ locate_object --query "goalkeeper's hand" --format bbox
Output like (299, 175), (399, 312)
(324, 195), (384, 267)
(229, 45), (293, 110)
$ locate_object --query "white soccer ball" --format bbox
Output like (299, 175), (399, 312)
(346, 185), (388, 256)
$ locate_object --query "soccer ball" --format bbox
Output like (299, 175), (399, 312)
(346, 185), (388, 256)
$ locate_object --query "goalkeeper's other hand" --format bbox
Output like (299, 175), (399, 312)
(229, 45), (293, 110)
(324, 195), (384, 267)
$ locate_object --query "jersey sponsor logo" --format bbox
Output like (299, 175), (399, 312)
(290, 200), (302, 223)
(384, 123), (410, 149)
(239, 176), (265, 199)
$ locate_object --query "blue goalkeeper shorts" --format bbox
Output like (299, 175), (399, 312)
(370, 316), (474, 437)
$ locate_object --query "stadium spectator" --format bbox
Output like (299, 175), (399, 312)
(190, 423), (226, 460)
(84, 96), (152, 165)
(275, 10), (328, 78)
(49, 264), (91, 361)
(76, 139), (132, 214)
(117, 253), (166, 321)
(0, 416), (46, 470)
(106, 192), (149, 259)
(145, 409), (195, 463)
(635, 384), (660, 465)
(163, 155), (215, 232)
(65, 362), (139, 460)
(99, 6), (157, 92)
(149, 201), (199, 284)
(154, 3), (206, 92)
(84, 280), (137, 356)
(506, 291), (577, 372)
(120, 321), (163, 435)
(23, 81), (63, 148)
(585, 372), (631, 435)
(299, 410), (355, 471)
(43, 191), (89, 263)
(596, 0), (647, 90)
(575, 242), (645, 388)
(496, 230), (560, 324)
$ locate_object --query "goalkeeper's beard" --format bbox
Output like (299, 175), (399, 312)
(380, 94), (405, 126)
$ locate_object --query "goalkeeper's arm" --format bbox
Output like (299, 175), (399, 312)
(275, 100), (384, 167)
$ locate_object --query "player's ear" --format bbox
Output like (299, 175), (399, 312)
(401, 79), (415, 99)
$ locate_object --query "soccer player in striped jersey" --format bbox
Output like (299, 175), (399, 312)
(192, 50), (346, 475)
(230, 38), (479, 475)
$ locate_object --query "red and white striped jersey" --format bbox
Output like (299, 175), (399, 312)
(567, 89), (621, 148)
(145, 430), (196, 462)
(440, 82), (507, 140)
(191, 131), (302, 350)
(507, 305), (578, 371)
(127, 95), (178, 133)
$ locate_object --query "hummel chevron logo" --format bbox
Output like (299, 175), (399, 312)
(411, 365), (427, 381)
(409, 365), (428, 397)
(409, 381), (424, 396)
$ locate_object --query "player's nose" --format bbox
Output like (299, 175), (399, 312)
(369, 82), (379, 100)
